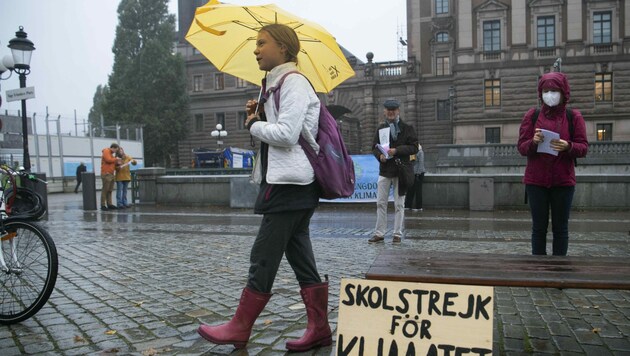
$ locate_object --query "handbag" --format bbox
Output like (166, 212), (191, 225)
(395, 158), (414, 196)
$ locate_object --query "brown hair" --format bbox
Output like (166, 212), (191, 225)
(260, 24), (300, 64)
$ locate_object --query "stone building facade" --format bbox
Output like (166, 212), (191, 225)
(175, 0), (630, 168)
(407, 0), (630, 147)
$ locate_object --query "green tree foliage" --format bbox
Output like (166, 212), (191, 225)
(88, 85), (109, 137)
(103, 0), (188, 167)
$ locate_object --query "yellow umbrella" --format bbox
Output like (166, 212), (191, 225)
(185, 2), (355, 93)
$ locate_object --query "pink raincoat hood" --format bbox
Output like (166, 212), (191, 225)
(537, 72), (570, 106)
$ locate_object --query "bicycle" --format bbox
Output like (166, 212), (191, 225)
(0, 165), (58, 324)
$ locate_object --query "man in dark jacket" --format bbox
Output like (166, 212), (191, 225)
(74, 162), (87, 193)
(368, 99), (418, 244)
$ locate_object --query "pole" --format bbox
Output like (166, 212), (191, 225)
(19, 72), (31, 171)
(57, 115), (63, 179)
(100, 114), (105, 137)
(46, 107), (52, 178)
(88, 122), (95, 174)
(33, 112), (41, 172)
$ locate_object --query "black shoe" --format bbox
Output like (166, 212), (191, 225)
(101, 206), (109, 211)
(109, 206), (118, 210)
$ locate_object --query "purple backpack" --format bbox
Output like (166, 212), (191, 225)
(268, 71), (355, 200)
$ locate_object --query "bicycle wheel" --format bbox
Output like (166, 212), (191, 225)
(0, 220), (58, 324)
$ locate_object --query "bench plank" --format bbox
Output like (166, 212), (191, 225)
(365, 250), (630, 290)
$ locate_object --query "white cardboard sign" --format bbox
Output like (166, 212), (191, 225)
(336, 278), (494, 355)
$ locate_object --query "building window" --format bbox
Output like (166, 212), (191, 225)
(593, 11), (612, 44)
(436, 55), (450, 76)
(216, 112), (225, 128)
(194, 114), (203, 131)
(214, 73), (225, 90)
(236, 78), (247, 88)
(193, 75), (203, 92)
(595, 72), (612, 102)
(596, 123), (612, 141)
(435, 0), (448, 14)
(237, 111), (247, 130)
(436, 100), (451, 121)
(483, 20), (501, 53)
(436, 32), (449, 43)
(485, 127), (501, 143)
(537, 16), (555, 48)
(484, 79), (501, 107)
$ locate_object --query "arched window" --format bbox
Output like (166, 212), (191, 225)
(436, 32), (449, 43)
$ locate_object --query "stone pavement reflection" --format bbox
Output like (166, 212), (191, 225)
(1, 193), (629, 355)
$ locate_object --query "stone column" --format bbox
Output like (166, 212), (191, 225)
(566, 0), (583, 42)
(511, 0), (527, 45)
(457, 0), (474, 64)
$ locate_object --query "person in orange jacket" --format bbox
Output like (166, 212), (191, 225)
(100, 143), (119, 210)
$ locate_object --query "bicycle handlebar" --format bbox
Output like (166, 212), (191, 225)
(0, 165), (48, 185)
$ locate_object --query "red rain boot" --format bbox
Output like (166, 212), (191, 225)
(197, 287), (271, 349)
(286, 282), (333, 352)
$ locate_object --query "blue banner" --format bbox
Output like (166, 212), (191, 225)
(322, 154), (393, 203)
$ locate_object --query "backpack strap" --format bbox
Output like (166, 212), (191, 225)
(566, 107), (574, 141)
(267, 70), (315, 111)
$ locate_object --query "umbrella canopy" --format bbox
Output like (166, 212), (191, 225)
(185, 2), (355, 93)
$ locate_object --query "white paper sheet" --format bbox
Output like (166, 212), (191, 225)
(377, 127), (392, 159)
(537, 129), (560, 156)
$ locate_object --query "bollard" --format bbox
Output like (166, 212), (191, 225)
(82, 172), (97, 210)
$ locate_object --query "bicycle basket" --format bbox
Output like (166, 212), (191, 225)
(3, 187), (46, 220)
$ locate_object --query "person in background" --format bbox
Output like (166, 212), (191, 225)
(115, 147), (137, 208)
(517, 72), (588, 256)
(100, 143), (119, 210)
(369, 98), (418, 244)
(405, 144), (426, 212)
(74, 162), (87, 193)
(197, 24), (331, 352)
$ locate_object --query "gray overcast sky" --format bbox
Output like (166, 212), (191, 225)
(0, 0), (406, 134)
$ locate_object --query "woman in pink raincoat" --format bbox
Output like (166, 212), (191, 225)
(517, 72), (588, 256)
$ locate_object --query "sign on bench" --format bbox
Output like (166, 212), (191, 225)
(336, 278), (493, 355)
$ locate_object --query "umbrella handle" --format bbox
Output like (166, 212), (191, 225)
(254, 86), (263, 116)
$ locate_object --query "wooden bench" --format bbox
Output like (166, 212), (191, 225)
(365, 250), (630, 290)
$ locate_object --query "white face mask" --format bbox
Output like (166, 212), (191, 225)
(542, 91), (562, 107)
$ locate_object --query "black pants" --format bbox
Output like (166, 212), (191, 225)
(74, 179), (82, 192)
(247, 208), (321, 293)
(404, 173), (424, 209)
(526, 185), (575, 256)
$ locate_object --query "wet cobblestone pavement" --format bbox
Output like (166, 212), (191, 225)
(1, 193), (629, 355)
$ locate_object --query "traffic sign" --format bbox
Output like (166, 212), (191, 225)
(6, 86), (35, 102)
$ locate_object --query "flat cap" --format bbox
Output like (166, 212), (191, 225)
(383, 99), (400, 109)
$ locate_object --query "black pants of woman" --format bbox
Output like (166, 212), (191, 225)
(526, 184), (575, 256)
(247, 208), (321, 293)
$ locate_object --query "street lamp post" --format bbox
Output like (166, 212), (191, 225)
(211, 124), (228, 146)
(7, 26), (36, 171)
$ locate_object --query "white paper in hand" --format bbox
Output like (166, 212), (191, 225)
(377, 127), (392, 159)
(537, 129), (560, 156)
(378, 127), (390, 146)
(376, 143), (390, 159)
